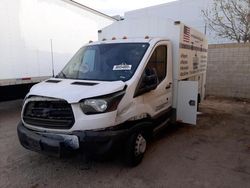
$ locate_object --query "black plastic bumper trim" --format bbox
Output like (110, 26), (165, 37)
(17, 122), (129, 157)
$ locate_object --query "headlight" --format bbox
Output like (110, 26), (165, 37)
(80, 99), (108, 114)
(80, 90), (125, 115)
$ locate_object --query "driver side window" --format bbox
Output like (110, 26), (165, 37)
(146, 45), (167, 83)
(134, 45), (168, 97)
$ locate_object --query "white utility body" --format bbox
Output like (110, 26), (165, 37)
(99, 17), (207, 125)
(18, 16), (208, 166)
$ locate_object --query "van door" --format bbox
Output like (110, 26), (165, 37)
(176, 81), (198, 125)
(138, 42), (172, 117)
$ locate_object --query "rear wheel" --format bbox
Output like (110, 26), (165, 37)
(197, 93), (201, 111)
(125, 130), (147, 167)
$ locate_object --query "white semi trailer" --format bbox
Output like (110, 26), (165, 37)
(0, 0), (115, 87)
(18, 15), (208, 166)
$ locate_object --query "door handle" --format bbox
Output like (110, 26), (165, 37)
(165, 83), (172, 90)
(189, 100), (196, 106)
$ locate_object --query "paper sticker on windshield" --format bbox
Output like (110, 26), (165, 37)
(113, 64), (132, 71)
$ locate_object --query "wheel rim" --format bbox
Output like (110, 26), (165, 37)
(134, 134), (147, 156)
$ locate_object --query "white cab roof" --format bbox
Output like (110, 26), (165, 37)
(87, 38), (169, 46)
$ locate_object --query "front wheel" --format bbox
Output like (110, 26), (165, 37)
(125, 131), (147, 167)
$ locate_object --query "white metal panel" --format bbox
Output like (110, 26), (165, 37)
(177, 81), (198, 125)
(28, 79), (125, 103)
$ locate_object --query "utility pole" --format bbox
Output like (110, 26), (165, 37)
(50, 39), (55, 77)
(204, 23), (207, 35)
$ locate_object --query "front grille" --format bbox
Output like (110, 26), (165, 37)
(23, 99), (74, 129)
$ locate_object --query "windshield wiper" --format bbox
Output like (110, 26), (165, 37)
(59, 71), (67, 78)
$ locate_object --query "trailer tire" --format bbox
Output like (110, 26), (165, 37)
(125, 130), (147, 167)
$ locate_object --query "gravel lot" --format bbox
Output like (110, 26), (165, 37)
(0, 97), (250, 188)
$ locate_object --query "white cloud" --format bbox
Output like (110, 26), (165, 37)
(75, 0), (176, 16)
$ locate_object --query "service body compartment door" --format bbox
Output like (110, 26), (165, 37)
(177, 81), (198, 125)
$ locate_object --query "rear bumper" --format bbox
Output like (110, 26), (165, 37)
(17, 122), (129, 157)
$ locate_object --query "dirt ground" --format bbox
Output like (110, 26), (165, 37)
(0, 97), (249, 188)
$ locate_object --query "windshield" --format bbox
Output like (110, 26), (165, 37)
(57, 43), (149, 81)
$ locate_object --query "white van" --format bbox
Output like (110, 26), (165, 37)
(18, 18), (208, 166)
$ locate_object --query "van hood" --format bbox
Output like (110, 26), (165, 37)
(27, 79), (126, 103)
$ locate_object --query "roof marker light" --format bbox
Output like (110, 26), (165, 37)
(102, 38), (106, 41)
(145, 36), (149, 39)
(89, 40), (93, 43)
(112, 37), (116, 40)
(123, 36), (127, 39)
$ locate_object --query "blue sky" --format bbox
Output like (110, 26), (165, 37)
(76, 0), (176, 16)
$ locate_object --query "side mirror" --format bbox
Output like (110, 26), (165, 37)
(135, 68), (158, 96)
(144, 72), (158, 91)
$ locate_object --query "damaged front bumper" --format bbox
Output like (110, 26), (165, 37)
(17, 122), (128, 157)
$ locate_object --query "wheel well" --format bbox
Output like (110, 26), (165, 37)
(132, 121), (154, 140)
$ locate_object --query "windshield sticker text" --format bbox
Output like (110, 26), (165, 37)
(113, 64), (132, 71)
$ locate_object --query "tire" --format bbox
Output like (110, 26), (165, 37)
(125, 130), (147, 167)
(197, 93), (201, 111)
